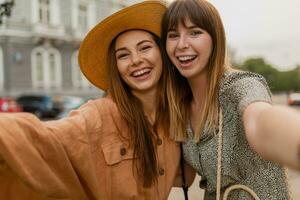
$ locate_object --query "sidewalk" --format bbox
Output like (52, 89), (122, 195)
(168, 175), (203, 200)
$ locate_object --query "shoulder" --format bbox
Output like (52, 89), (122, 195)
(219, 70), (272, 114)
(92, 96), (116, 108)
(69, 97), (119, 123)
(90, 97), (125, 125)
(220, 70), (269, 93)
(88, 97), (118, 113)
(219, 71), (272, 114)
(219, 70), (271, 100)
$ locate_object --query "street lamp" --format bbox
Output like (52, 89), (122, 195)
(0, 0), (14, 25)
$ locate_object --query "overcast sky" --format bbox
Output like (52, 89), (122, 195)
(207, 0), (300, 71)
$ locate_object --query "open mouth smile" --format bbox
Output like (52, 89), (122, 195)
(177, 55), (197, 63)
(131, 68), (152, 78)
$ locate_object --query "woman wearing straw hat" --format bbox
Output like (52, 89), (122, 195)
(0, 1), (194, 199)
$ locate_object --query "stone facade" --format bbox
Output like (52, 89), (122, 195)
(0, 0), (141, 98)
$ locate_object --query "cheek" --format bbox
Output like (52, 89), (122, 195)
(205, 44), (213, 60)
(151, 50), (163, 67)
(157, 60), (163, 76)
(154, 55), (163, 76)
(205, 37), (213, 55)
(116, 61), (127, 77)
(166, 41), (174, 57)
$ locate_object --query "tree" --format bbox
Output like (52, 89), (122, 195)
(238, 58), (278, 90)
(238, 57), (300, 92)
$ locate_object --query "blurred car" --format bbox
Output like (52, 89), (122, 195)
(55, 95), (86, 119)
(16, 94), (63, 118)
(288, 92), (300, 106)
(0, 97), (23, 112)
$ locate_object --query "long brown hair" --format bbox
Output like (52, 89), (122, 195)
(107, 30), (170, 187)
(162, 0), (228, 142)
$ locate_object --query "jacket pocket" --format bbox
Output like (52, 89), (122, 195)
(101, 141), (135, 165)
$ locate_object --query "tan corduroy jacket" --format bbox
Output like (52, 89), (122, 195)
(0, 97), (182, 200)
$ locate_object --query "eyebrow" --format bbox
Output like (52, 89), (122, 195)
(168, 25), (199, 31)
(115, 40), (153, 54)
(187, 25), (199, 29)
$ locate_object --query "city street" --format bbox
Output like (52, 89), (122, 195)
(168, 93), (300, 199)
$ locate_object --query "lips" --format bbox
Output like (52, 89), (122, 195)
(131, 67), (151, 78)
(177, 55), (197, 62)
(176, 55), (197, 68)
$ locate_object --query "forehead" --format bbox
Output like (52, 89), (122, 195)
(172, 17), (196, 29)
(169, 15), (198, 29)
(115, 30), (154, 49)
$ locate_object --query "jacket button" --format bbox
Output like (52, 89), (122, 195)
(158, 168), (165, 176)
(157, 138), (162, 145)
(120, 147), (126, 156)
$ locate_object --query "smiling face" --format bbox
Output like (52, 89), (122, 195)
(166, 18), (213, 80)
(114, 30), (163, 94)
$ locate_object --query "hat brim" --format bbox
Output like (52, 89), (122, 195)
(78, 1), (166, 91)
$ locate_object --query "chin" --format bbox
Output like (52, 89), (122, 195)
(178, 70), (192, 78)
(133, 84), (154, 92)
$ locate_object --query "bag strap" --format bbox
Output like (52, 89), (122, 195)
(216, 109), (260, 200)
(180, 143), (189, 200)
(216, 109), (223, 200)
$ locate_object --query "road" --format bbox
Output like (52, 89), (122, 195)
(168, 93), (300, 199)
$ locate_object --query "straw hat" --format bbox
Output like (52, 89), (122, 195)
(78, 1), (167, 90)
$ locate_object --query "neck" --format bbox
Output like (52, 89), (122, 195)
(132, 88), (157, 124)
(188, 71), (208, 108)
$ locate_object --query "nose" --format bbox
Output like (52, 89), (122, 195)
(177, 35), (189, 50)
(130, 51), (142, 67)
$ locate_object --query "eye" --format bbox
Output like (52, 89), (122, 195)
(116, 52), (129, 60)
(167, 31), (179, 39)
(140, 45), (152, 52)
(190, 29), (203, 36)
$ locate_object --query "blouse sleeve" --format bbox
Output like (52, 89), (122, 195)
(224, 73), (272, 116)
(0, 100), (101, 198)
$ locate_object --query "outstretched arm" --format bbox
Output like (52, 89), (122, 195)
(243, 102), (300, 170)
(0, 101), (101, 199)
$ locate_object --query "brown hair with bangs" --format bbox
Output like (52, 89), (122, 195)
(107, 30), (170, 187)
(161, 0), (229, 142)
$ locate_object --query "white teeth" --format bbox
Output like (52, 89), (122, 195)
(132, 68), (151, 77)
(178, 55), (196, 61)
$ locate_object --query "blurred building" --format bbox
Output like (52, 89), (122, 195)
(0, 0), (140, 97)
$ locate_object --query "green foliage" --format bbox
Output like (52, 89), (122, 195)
(237, 58), (300, 92)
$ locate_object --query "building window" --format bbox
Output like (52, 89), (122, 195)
(32, 47), (61, 89)
(72, 51), (92, 89)
(48, 51), (58, 88)
(32, 0), (61, 27)
(0, 47), (3, 91)
(78, 3), (88, 31)
(72, 0), (96, 33)
(35, 51), (44, 87)
(38, 0), (51, 24)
